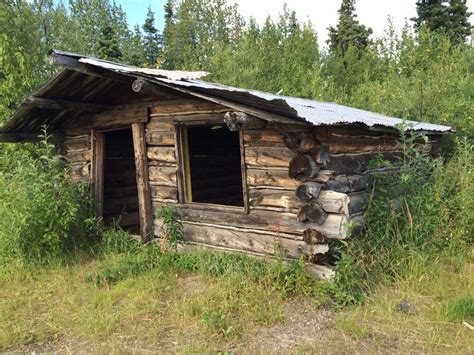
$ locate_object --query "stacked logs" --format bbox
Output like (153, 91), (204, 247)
(285, 131), (332, 234)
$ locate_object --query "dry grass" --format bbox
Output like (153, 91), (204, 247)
(0, 253), (472, 353)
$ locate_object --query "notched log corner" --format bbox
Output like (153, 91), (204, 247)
(289, 154), (320, 180)
(297, 203), (328, 225)
(295, 181), (323, 202)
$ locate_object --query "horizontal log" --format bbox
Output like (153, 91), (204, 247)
(245, 146), (294, 168)
(145, 131), (175, 146)
(67, 149), (91, 163)
(146, 119), (174, 130)
(76, 107), (148, 129)
(149, 99), (226, 116)
(298, 203), (328, 224)
(249, 188), (351, 215)
(322, 152), (401, 174)
(153, 203), (349, 239)
(246, 168), (333, 189)
(147, 147), (176, 163)
(244, 130), (401, 154)
(151, 185), (178, 201)
(62, 135), (89, 151)
(154, 220), (328, 259)
(148, 166), (177, 186)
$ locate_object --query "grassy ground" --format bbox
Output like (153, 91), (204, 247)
(1, 250), (472, 353)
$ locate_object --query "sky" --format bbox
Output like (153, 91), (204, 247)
(119, 0), (474, 45)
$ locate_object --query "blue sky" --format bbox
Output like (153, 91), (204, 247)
(117, 0), (167, 30)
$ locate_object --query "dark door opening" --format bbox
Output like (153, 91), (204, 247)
(103, 129), (140, 233)
(185, 126), (244, 206)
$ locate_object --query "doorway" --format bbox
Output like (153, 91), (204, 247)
(102, 128), (140, 233)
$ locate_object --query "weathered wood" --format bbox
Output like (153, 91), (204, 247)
(245, 146), (294, 168)
(239, 131), (250, 213)
(323, 174), (374, 193)
(289, 154), (320, 179)
(91, 130), (105, 218)
(150, 185), (178, 201)
(303, 228), (326, 244)
(145, 131), (175, 146)
(170, 112), (225, 125)
(62, 135), (89, 151)
(0, 132), (40, 143)
(148, 166), (177, 186)
(348, 192), (367, 215)
(152, 203), (349, 239)
(306, 264), (335, 281)
(283, 132), (302, 152)
(146, 119), (174, 130)
(67, 149), (92, 162)
(249, 188), (349, 214)
(298, 132), (320, 153)
(25, 96), (110, 113)
(314, 145), (330, 165)
(244, 129), (401, 154)
(298, 203), (328, 224)
(75, 107), (148, 129)
(224, 111), (267, 131)
(247, 168), (332, 189)
(132, 122), (154, 243)
(296, 182), (323, 202)
(147, 147), (176, 163)
(319, 152), (401, 175)
(70, 162), (90, 181)
(149, 99), (226, 116)
(155, 221), (329, 259)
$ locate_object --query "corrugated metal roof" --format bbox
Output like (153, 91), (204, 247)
(0, 50), (452, 137)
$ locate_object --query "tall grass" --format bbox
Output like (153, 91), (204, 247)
(333, 133), (473, 303)
(0, 128), (97, 266)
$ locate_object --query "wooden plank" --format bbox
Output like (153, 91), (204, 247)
(132, 122), (154, 243)
(148, 166), (178, 186)
(91, 130), (105, 218)
(25, 96), (111, 113)
(147, 147), (176, 163)
(146, 119), (174, 130)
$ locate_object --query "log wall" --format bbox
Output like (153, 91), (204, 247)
(59, 98), (421, 275)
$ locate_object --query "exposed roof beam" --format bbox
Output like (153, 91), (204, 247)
(49, 52), (132, 84)
(25, 96), (111, 113)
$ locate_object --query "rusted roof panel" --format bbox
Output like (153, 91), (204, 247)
(0, 50), (452, 139)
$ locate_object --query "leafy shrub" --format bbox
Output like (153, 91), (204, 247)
(332, 131), (473, 303)
(0, 128), (96, 265)
(156, 204), (184, 253)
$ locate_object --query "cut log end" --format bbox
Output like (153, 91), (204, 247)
(224, 111), (267, 131)
(289, 154), (320, 180)
(295, 181), (323, 202)
(303, 228), (326, 244)
(298, 203), (328, 225)
(298, 132), (321, 153)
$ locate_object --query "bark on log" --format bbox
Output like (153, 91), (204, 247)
(298, 203), (328, 224)
(147, 147), (176, 163)
(224, 111), (267, 131)
(314, 145), (330, 165)
(289, 154), (320, 180)
(245, 146), (293, 168)
(295, 181), (323, 202)
(148, 166), (178, 186)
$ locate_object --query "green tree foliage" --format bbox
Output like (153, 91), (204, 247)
(412, 0), (472, 44)
(327, 0), (373, 54)
(95, 25), (123, 61)
(142, 6), (162, 66)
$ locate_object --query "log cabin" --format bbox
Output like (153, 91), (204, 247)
(0, 50), (452, 279)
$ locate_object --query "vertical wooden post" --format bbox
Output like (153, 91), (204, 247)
(132, 122), (154, 243)
(239, 130), (249, 213)
(91, 129), (105, 219)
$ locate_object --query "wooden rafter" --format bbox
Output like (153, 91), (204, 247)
(25, 96), (111, 113)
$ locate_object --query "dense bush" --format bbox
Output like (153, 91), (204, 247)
(0, 129), (96, 265)
(333, 133), (473, 303)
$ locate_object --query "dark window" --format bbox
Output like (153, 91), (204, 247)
(185, 126), (244, 206)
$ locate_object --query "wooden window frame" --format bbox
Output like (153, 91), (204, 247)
(90, 123), (153, 243)
(175, 124), (249, 214)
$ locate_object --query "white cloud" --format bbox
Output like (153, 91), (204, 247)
(228, 0), (473, 46)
